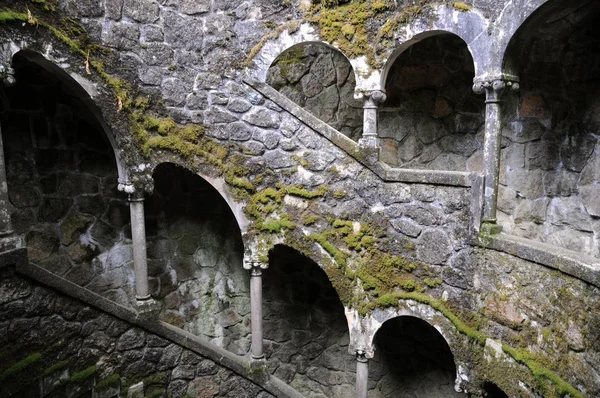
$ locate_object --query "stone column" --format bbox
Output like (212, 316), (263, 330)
(244, 259), (268, 363)
(0, 124), (13, 237)
(473, 77), (519, 233)
(355, 350), (369, 398)
(118, 180), (152, 305)
(359, 90), (387, 148)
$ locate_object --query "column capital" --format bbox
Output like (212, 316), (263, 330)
(362, 89), (387, 106)
(244, 259), (268, 276)
(473, 76), (519, 103)
(355, 350), (369, 363)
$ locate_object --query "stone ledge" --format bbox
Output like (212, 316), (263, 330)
(14, 261), (305, 398)
(479, 233), (600, 288)
(245, 80), (475, 188)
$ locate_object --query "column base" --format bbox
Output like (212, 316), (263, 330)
(249, 356), (266, 369)
(135, 297), (159, 316)
(480, 221), (503, 235)
(358, 135), (378, 148)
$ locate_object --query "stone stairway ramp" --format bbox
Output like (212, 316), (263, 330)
(0, 248), (305, 398)
(244, 80), (476, 188)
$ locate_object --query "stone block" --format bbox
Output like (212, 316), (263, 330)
(416, 229), (452, 265)
(26, 226), (60, 262)
(180, 0), (210, 14)
(163, 10), (204, 51)
(507, 169), (544, 199)
(123, 0), (159, 23)
(525, 141), (559, 170)
(579, 185), (600, 217)
(61, 212), (94, 246)
(520, 93), (549, 119)
(104, 22), (140, 50)
(379, 138), (399, 166)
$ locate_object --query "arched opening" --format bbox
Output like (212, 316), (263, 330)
(482, 381), (509, 398)
(263, 244), (353, 397)
(499, 0), (600, 257)
(266, 43), (363, 141)
(1, 50), (131, 304)
(146, 163), (248, 353)
(380, 33), (483, 171)
(369, 316), (462, 397)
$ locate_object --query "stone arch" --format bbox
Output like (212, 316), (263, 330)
(496, 0), (600, 257)
(378, 4), (489, 85)
(2, 47), (134, 305)
(482, 381), (509, 398)
(8, 49), (129, 183)
(378, 31), (484, 172)
(145, 162), (250, 351)
(243, 23), (372, 92)
(369, 315), (462, 397)
(266, 41), (364, 141)
(263, 244), (354, 397)
(145, 161), (250, 235)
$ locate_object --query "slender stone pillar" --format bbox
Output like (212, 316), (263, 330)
(244, 259), (268, 363)
(129, 190), (151, 301)
(355, 350), (369, 398)
(0, 124), (13, 237)
(359, 90), (387, 148)
(473, 77), (519, 232)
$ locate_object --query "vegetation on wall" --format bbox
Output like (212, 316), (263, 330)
(0, 3), (588, 398)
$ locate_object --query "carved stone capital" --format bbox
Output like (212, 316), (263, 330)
(473, 77), (519, 103)
(356, 350), (369, 363)
(244, 259), (268, 276)
(363, 90), (387, 107)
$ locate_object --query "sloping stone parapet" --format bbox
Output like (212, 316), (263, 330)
(479, 233), (600, 288)
(1, 254), (305, 398)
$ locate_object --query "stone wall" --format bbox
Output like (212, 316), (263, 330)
(144, 163), (251, 354)
(0, 265), (271, 398)
(379, 34), (484, 171)
(498, 3), (600, 258)
(2, 53), (133, 306)
(267, 44), (364, 141)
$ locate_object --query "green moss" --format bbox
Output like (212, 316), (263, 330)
(310, 232), (348, 266)
(332, 190), (347, 199)
(260, 215), (296, 233)
(301, 214), (320, 226)
(424, 278), (442, 288)
(96, 374), (120, 391)
(502, 345), (584, 398)
(0, 352), (42, 381)
(286, 185), (329, 199)
(43, 360), (69, 376)
(69, 365), (96, 383)
(452, 2), (472, 11)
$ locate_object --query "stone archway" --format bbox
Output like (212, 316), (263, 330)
(369, 315), (463, 397)
(1, 49), (133, 305)
(263, 244), (354, 398)
(145, 162), (249, 353)
(267, 43), (364, 141)
(378, 33), (483, 172)
(498, 0), (600, 258)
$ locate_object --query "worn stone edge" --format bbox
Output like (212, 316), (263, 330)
(244, 80), (473, 187)
(481, 233), (600, 288)
(7, 257), (305, 398)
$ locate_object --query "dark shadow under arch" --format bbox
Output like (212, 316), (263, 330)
(263, 244), (354, 397)
(369, 315), (463, 397)
(10, 49), (127, 180)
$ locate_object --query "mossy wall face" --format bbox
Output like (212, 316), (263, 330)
(0, 0), (599, 396)
(0, 266), (270, 398)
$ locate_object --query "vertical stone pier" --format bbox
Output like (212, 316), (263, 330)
(359, 90), (387, 148)
(245, 258), (268, 365)
(473, 77), (519, 232)
(355, 350), (369, 398)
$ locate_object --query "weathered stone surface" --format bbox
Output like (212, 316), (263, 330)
(123, 0), (159, 23)
(180, 0), (211, 14)
(416, 229), (452, 265)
